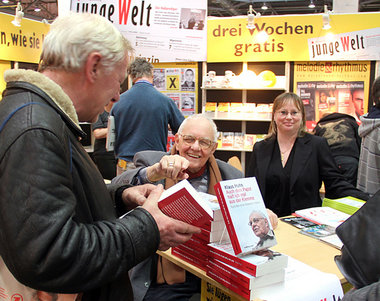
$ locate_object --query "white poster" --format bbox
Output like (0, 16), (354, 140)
(70, 0), (207, 63)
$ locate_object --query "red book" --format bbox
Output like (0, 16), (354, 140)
(208, 258), (285, 290)
(158, 179), (213, 227)
(208, 242), (288, 277)
(214, 177), (277, 255)
(206, 268), (252, 300)
(172, 247), (207, 271)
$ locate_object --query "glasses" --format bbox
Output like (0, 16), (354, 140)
(276, 110), (300, 117)
(180, 134), (215, 150)
(248, 218), (265, 226)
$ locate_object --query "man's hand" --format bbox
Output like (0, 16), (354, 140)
(122, 184), (157, 208)
(142, 184), (201, 250)
(266, 208), (278, 229)
(147, 155), (190, 182)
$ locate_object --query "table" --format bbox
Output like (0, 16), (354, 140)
(158, 219), (347, 301)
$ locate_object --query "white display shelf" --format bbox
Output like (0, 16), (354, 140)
(201, 75), (287, 90)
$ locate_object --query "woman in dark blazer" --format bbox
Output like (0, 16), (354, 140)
(247, 92), (368, 217)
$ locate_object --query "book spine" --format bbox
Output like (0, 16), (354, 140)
(206, 269), (250, 300)
(214, 183), (242, 254)
(208, 247), (257, 276)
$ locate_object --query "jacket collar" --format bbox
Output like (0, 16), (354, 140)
(4, 69), (80, 129)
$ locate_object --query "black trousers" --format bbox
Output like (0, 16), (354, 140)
(143, 272), (201, 301)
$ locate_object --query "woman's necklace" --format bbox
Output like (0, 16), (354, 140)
(280, 144), (294, 163)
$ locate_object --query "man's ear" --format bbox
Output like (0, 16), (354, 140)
(86, 52), (102, 83)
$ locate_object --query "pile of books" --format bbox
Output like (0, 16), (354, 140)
(217, 132), (266, 150)
(160, 178), (289, 300)
(206, 242), (288, 300)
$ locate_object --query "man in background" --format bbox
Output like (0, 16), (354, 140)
(92, 101), (117, 180)
(0, 13), (198, 301)
(357, 77), (380, 196)
(112, 58), (184, 175)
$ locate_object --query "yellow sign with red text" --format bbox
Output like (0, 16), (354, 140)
(207, 13), (380, 62)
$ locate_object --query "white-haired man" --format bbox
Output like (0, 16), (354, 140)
(0, 13), (199, 301)
(113, 114), (278, 301)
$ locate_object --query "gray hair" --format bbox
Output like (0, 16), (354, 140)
(39, 13), (133, 73)
(178, 114), (218, 142)
(127, 58), (154, 80)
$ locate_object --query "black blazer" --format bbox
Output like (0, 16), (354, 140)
(247, 133), (368, 215)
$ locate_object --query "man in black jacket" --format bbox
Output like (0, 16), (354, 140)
(313, 112), (361, 186)
(0, 13), (199, 301)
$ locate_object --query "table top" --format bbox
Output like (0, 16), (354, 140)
(158, 219), (345, 300)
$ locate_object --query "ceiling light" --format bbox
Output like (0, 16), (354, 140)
(11, 2), (23, 27)
(2, 0), (10, 3)
(34, 7), (41, 12)
(247, 5), (261, 29)
(261, 3), (268, 10)
(308, 0), (315, 9)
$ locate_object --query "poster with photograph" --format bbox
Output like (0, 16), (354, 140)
(153, 69), (166, 91)
(71, 0), (207, 62)
(153, 62), (198, 118)
(181, 68), (196, 91)
(294, 61), (371, 130)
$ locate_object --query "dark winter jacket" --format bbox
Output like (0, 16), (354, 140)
(0, 69), (160, 300)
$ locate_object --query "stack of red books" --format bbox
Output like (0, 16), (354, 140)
(207, 242), (288, 300)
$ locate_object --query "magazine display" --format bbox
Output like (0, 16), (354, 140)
(214, 177), (277, 255)
(293, 206), (350, 228)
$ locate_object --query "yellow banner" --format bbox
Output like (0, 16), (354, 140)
(0, 12), (50, 63)
(293, 61), (371, 130)
(207, 13), (380, 62)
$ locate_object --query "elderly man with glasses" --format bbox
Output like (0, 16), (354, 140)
(112, 114), (278, 301)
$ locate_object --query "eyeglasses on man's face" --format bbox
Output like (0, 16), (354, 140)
(248, 217), (265, 226)
(276, 110), (300, 117)
(180, 134), (215, 150)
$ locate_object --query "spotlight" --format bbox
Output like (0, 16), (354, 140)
(308, 0), (315, 9)
(247, 5), (260, 29)
(261, 2), (268, 10)
(11, 2), (23, 27)
(322, 5), (331, 30)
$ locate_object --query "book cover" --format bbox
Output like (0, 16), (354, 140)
(158, 179), (213, 227)
(233, 132), (244, 149)
(217, 102), (230, 112)
(204, 102), (217, 112)
(221, 132), (234, 148)
(208, 242), (288, 277)
(293, 206), (350, 228)
(299, 224), (336, 239)
(243, 134), (256, 150)
(208, 258), (286, 290)
(280, 216), (318, 229)
(214, 177), (277, 255)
